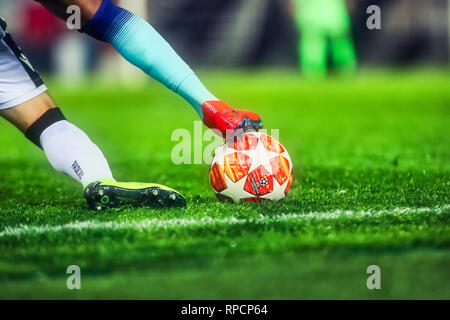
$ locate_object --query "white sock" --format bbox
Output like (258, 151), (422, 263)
(39, 120), (114, 187)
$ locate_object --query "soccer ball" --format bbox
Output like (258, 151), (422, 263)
(209, 132), (293, 203)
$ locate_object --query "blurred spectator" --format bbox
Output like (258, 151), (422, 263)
(292, 0), (357, 78)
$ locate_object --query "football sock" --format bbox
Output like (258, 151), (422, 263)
(25, 108), (114, 186)
(80, 0), (217, 119)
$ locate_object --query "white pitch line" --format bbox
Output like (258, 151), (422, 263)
(0, 205), (449, 239)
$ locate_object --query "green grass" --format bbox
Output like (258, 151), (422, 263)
(0, 69), (449, 299)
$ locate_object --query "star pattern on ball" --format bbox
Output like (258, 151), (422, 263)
(209, 132), (293, 203)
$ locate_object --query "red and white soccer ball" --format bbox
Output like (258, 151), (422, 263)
(209, 132), (293, 203)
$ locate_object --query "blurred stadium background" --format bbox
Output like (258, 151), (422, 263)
(1, 0), (449, 80)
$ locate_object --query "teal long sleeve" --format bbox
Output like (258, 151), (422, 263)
(108, 13), (216, 118)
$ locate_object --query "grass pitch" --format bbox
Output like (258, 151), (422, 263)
(0, 70), (449, 299)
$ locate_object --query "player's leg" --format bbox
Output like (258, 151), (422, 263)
(326, 0), (357, 76)
(299, 30), (328, 79)
(1, 93), (186, 210)
(0, 93), (114, 186)
(0, 90), (55, 132)
(0, 18), (186, 209)
(329, 34), (357, 76)
(35, 0), (262, 137)
(292, 0), (328, 79)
